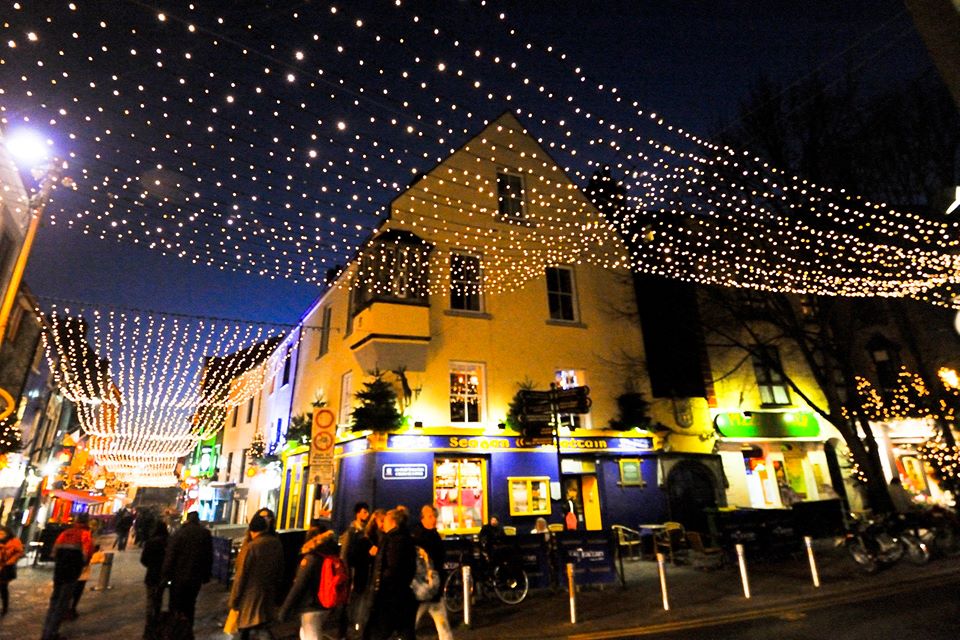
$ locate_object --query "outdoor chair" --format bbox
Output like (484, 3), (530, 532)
(686, 531), (724, 570)
(611, 524), (642, 561)
(654, 521), (686, 565)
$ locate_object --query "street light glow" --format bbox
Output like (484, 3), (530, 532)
(4, 128), (50, 168)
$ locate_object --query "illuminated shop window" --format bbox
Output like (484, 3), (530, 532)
(435, 457), (487, 533)
(450, 362), (484, 424)
(508, 476), (551, 516)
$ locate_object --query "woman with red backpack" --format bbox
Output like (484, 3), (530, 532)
(278, 524), (341, 640)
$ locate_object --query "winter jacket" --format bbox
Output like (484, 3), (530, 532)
(372, 526), (416, 597)
(229, 531), (285, 630)
(279, 531), (338, 619)
(140, 532), (169, 586)
(345, 529), (374, 594)
(412, 524), (445, 603)
(52, 523), (94, 584)
(0, 535), (24, 581)
(161, 520), (213, 585)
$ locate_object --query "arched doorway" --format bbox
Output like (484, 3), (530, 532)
(666, 460), (718, 533)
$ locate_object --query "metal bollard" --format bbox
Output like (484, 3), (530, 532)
(656, 553), (670, 611)
(462, 564), (472, 627)
(804, 536), (820, 588)
(567, 563), (577, 624)
(92, 551), (114, 591)
(735, 543), (751, 599)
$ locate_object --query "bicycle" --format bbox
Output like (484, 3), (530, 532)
(442, 545), (529, 612)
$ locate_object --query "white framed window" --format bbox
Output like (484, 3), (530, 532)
(450, 253), (482, 312)
(450, 362), (485, 424)
(555, 369), (590, 429)
(752, 346), (791, 406)
(546, 266), (578, 322)
(496, 170), (526, 221)
(339, 371), (354, 426)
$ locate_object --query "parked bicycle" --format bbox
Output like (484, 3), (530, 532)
(443, 543), (529, 612)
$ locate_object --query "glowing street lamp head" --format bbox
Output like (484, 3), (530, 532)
(4, 128), (51, 169)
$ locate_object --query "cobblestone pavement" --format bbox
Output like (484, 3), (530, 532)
(2, 537), (958, 640)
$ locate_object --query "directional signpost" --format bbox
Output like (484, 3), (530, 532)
(517, 385), (592, 482)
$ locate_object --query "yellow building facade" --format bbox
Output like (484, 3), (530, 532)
(272, 113), (687, 533)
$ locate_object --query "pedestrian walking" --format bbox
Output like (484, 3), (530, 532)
(278, 525), (340, 640)
(40, 512), (94, 640)
(140, 521), (169, 634)
(113, 508), (134, 551)
(0, 525), (25, 617)
(228, 513), (285, 639)
(68, 543), (104, 620)
(412, 505), (452, 640)
(364, 508), (417, 640)
(337, 502), (370, 639)
(345, 508), (383, 640)
(161, 511), (213, 638)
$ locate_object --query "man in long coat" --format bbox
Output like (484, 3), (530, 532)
(229, 513), (285, 639)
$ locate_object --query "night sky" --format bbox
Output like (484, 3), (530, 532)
(3, 0), (934, 324)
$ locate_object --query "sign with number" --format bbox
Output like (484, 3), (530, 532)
(309, 408), (337, 485)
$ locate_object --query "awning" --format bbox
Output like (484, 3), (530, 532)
(49, 489), (111, 504)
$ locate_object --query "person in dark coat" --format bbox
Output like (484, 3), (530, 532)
(41, 513), (94, 640)
(229, 513), (286, 639)
(412, 505), (451, 640)
(161, 511), (213, 637)
(278, 526), (339, 640)
(114, 508), (134, 551)
(364, 508), (417, 640)
(140, 521), (169, 632)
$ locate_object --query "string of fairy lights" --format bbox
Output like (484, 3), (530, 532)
(3, 1), (958, 304)
(39, 304), (303, 486)
(3, 2), (958, 486)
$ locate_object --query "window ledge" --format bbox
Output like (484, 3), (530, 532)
(546, 319), (587, 329)
(445, 309), (493, 320)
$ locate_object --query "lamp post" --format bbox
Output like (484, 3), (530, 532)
(0, 128), (66, 345)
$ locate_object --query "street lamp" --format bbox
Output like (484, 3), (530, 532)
(0, 127), (67, 344)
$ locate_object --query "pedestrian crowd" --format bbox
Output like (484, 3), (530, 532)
(3, 500), (453, 640)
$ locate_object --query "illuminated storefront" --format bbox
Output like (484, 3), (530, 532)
(715, 410), (844, 509)
(329, 429), (680, 534)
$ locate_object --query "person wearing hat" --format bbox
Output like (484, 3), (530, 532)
(229, 512), (285, 639)
(41, 512), (94, 640)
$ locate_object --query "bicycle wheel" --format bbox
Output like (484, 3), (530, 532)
(443, 568), (465, 612)
(493, 564), (529, 605)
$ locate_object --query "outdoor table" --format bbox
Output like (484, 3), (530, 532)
(637, 524), (667, 559)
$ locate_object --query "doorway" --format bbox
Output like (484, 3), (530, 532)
(562, 475), (602, 531)
(666, 460), (718, 534)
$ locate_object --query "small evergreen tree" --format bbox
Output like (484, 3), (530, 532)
(285, 412), (312, 447)
(609, 392), (652, 431)
(351, 370), (403, 432)
(505, 378), (536, 431)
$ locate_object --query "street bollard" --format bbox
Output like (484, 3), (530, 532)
(92, 551), (114, 591)
(735, 543), (751, 599)
(567, 563), (577, 624)
(462, 564), (472, 627)
(656, 553), (670, 611)
(804, 536), (821, 588)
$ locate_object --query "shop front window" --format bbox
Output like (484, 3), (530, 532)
(508, 477), (550, 516)
(450, 362), (484, 424)
(434, 457), (486, 533)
